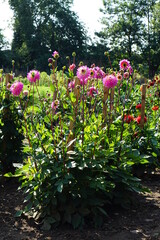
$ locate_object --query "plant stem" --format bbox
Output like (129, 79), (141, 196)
(59, 115), (65, 172)
(82, 84), (85, 146)
(117, 79), (130, 161)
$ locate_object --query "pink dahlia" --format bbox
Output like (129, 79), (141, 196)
(69, 63), (76, 71)
(68, 80), (75, 89)
(23, 90), (29, 96)
(119, 59), (130, 70)
(51, 100), (59, 110)
(52, 51), (59, 59)
(7, 83), (11, 90)
(48, 58), (53, 63)
(123, 72), (129, 79)
(117, 73), (123, 81)
(103, 74), (118, 89)
(89, 68), (96, 78)
(128, 66), (133, 74)
(94, 66), (105, 79)
(10, 81), (23, 96)
(27, 70), (40, 83)
(80, 78), (88, 86)
(87, 86), (98, 97)
(77, 65), (90, 82)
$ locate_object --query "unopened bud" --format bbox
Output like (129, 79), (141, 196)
(78, 61), (83, 67)
(62, 66), (66, 71)
(104, 51), (109, 56)
(72, 52), (76, 57)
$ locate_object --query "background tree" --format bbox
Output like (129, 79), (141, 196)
(96, 0), (159, 76)
(142, 1), (160, 76)
(9, 0), (88, 72)
(0, 29), (9, 68)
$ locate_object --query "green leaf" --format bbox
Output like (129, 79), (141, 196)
(41, 220), (51, 231)
(67, 150), (77, 155)
(72, 213), (82, 229)
(4, 172), (14, 177)
(152, 152), (157, 157)
(63, 212), (71, 223)
(66, 138), (77, 149)
(70, 92), (76, 103)
(50, 84), (55, 92)
(57, 182), (63, 193)
(14, 210), (23, 217)
(46, 217), (56, 224)
(79, 208), (90, 216)
(97, 207), (108, 217)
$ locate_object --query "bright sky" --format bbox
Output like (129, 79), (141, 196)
(72, 0), (103, 40)
(0, 0), (103, 45)
(0, 0), (14, 44)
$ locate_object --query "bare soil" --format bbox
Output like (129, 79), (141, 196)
(0, 171), (160, 240)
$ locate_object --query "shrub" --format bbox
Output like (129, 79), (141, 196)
(5, 53), (160, 229)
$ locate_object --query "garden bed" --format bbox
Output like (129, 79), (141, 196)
(0, 170), (160, 240)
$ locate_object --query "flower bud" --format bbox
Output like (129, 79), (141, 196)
(72, 52), (76, 57)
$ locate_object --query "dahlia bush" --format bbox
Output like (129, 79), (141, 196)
(5, 53), (160, 229)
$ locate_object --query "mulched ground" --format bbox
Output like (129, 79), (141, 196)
(0, 171), (160, 240)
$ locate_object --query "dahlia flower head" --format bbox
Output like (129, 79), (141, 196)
(7, 83), (11, 90)
(68, 80), (75, 90)
(103, 74), (118, 89)
(69, 63), (76, 71)
(136, 104), (142, 109)
(117, 73), (123, 81)
(87, 86), (98, 97)
(79, 78), (88, 85)
(77, 65), (90, 85)
(119, 59), (130, 70)
(51, 100), (59, 110)
(48, 58), (53, 64)
(93, 66), (105, 79)
(10, 81), (23, 96)
(89, 68), (96, 79)
(128, 66), (133, 74)
(27, 70), (40, 83)
(23, 90), (29, 96)
(152, 106), (159, 111)
(52, 51), (59, 59)
(124, 114), (134, 124)
(123, 72), (129, 79)
(136, 115), (147, 124)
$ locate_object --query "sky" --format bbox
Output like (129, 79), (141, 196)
(0, 0), (104, 45)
